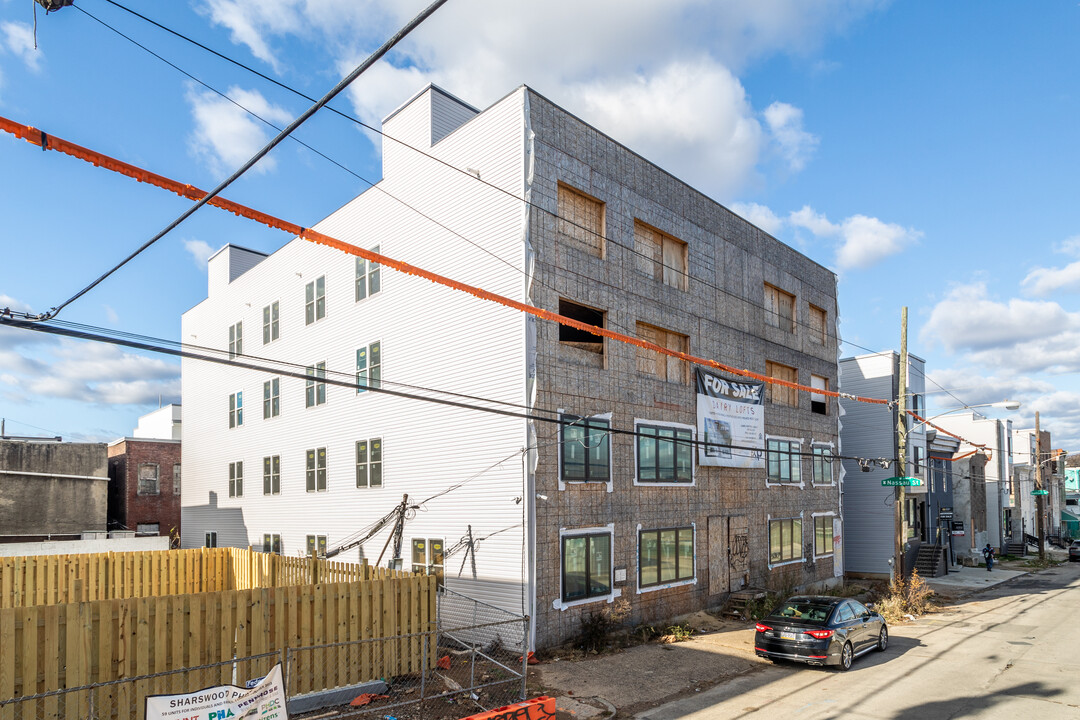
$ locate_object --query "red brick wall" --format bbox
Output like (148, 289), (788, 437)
(107, 439), (182, 544)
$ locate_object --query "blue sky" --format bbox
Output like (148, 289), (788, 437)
(1, 0), (1078, 446)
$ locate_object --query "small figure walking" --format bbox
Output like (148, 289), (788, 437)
(983, 543), (995, 571)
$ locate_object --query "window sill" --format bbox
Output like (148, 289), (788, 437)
(765, 480), (805, 489)
(633, 478), (695, 487)
(552, 588), (621, 612)
(637, 577), (696, 594)
(768, 558), (805, 570)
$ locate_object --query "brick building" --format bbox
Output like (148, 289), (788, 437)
(182, 84), (840, 649)
(108, 424), (181, 543)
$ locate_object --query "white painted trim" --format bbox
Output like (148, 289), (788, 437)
(552, 523), (619, 610)
(634, 522), (698, 594)
(766, 511), (805, 569)
(764, 435), (805, 489)
(810, 441), (837, 486)
(631, 418), (697, 487)
(557, 410), (614, 493)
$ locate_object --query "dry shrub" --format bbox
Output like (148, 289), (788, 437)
(876, 569), (934, 623)
(578, 597), (631, 652)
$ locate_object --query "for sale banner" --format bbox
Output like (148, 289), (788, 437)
(695, 368), (765, 468)
(145, 663), (287, 720)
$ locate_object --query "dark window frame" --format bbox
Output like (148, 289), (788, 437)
(636, 424), (693, 483)
(356, 342), (382, 393)
(560, 532), (613, 603)
(769, 517), (803, 564)
(263, 455), (281, 495)
(306, 447), (327, 492)
(356, 246), (382, 301)
(813, 515), (833, 557)
(811, 445), (834, 485)
(228, 460), (243, 498)
(356, 437), (383, 488)
(559, 414), (611, 483)
(263, 378), (280, 419)
(767, 439), (802, 484)
(262, 301), (279, 344)
(638, 526), (695, 587)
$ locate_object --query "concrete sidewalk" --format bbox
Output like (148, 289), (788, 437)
(923, 564), (1028, 597)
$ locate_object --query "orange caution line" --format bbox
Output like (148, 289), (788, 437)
(1, 113), (890, 406)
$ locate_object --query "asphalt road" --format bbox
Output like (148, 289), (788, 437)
(638, 563), (1080, 720)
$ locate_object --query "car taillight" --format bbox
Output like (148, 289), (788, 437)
(805, 629), (834, 639)
(755, 623), (772, 632)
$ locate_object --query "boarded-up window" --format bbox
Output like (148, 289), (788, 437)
(811, 374), (828, 415)
(809, 304), (827, 344)
(766, 361), (798, 407)
(137, 463), (159, 495)
(637, 322), (689, 383)
(764, 284), (795, 332)
(558, 183), (605, 257)
(634, 221), (688, 290)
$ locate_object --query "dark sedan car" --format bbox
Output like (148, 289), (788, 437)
(754, 595), (887, 671)
(1069, 540), (1080, 561)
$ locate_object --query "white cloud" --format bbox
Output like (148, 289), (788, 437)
(1, 21), (40, 71)
(0, 334), (180, 407)
(197, 0), (886, 199)
(834, 214), (920, 270)
(104, 306), (119, 324)
(0, 294), (32, 313)
(186, 84), (293, 176)
(786, 205), (920, 269)
(920, 282), (1080, 356)
(789, 205), (837, 236)
(1022, 260), (1080, 297)
(565, 59), (763, 199)
(184, 239), (218, 269)
(1055, 234), (1080, 256)
(729, 202), (783, 236)
(764, 101), (818, 172)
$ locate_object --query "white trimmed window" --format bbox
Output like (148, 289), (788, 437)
(814, 516), (833, 557)
(306, 534), (327, 557)
(636, 424), (693, 483)
(560, 414), (611, 482)
(228, 461), (243, 498)
(305, 276), (325, 324)
(262, 301), (279, 344)
(306, 362), (327, 407)
(639, 527), (694, 587)
(411, 538), (445, 588)
(356, 438), (383, 488)
(263, 378), (280, 419)
(767, 439), (802, 484)
(228, 321), (243, 359)
(356, 342), (382, 393)
(263, 455), (280, 495)
(305, 447), (327, 492)
(561, 531), (612, 603)
(356, 247), (381, 301)
(263, 534), (282, 554)
(769, 517), (802, 564)
(812, 445), (834, 485)
(229, 391), (243, 428)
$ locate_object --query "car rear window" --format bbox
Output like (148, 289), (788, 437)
(770, 601), (833, 624)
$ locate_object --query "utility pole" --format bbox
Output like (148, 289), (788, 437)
(1036, 411), (1045, 561)
(895, 307), (909, 582)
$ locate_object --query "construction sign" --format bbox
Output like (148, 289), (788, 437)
(145, 664), (287, 720)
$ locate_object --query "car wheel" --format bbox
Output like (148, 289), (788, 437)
(838, 642), (853, 671)
(877, 626), (888, 652)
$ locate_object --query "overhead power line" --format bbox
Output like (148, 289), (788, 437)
(92, 0), (842, 343)
(31, 0), (452, 321)
(0, 316), (881, 464)
(0, 114), (886, 409)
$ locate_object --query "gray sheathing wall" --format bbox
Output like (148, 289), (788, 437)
(525, 90), (840, 648)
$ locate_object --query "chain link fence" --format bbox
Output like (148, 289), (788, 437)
(0, 653), (279, 720)
(1, 590), (529, 720)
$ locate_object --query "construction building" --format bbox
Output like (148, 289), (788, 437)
(181, 84), (841, 648)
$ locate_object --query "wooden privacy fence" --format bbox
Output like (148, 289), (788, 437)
(0, 548), (412, 608)
(0, 574), (437, 720)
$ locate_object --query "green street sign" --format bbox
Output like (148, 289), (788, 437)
(882, 476), (923, 487)
(1031, 489), (1049, 496)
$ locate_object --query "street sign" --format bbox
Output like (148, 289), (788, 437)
(951, 520), (965, 536)
(1031, 489), (1049, 496)
(881, 476), (923, 487)
(939, 512), (954, 520)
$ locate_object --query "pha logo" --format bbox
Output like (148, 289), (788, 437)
(209, 710), (235, 720)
